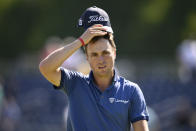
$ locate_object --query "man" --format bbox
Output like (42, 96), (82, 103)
(39, 6), (149, 131)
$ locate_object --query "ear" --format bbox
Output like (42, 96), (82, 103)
(86, 53), (89, 61)
(113, 48), (116, 60)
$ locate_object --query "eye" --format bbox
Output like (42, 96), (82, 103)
(91, 53), (98, 57)
(103, 50), (110, 56)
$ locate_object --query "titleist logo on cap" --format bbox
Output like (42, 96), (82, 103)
(88, 15), (108, 23)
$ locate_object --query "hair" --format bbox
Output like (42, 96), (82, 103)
(84, 33), (116, 54)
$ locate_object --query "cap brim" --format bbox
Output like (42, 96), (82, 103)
(103, 26), (113, 33)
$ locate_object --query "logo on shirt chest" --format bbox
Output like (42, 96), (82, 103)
(109, 97), (129, 104)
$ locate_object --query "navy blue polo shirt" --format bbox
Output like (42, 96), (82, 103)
(54, 68), (149, 131)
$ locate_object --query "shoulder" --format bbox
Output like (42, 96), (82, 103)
(117, 76), (141, 96)
(60, 67), (89, 80)
(119, 76), (139, 90)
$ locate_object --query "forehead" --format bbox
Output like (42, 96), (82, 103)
(87, 38), (113, 53)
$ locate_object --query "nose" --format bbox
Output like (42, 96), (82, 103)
(98, 56), (104, 63)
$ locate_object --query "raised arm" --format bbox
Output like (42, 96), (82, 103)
(39, 24), (107, 86)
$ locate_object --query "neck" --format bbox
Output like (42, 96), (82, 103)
(93, 70), (114, 92)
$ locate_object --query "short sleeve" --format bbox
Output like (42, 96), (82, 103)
(129, 84), (149, 123)
(53, 67), (83, 94)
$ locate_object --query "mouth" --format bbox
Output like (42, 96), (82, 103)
(98, 65), (106, 69)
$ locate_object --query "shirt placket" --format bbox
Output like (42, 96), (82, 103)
(90, 82), (102, 103)
(99, 85), (113, 106)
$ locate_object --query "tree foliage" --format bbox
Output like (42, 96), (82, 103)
(0, 0), (195, 59)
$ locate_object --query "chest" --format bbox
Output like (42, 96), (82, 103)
(69, 81), (131, 121)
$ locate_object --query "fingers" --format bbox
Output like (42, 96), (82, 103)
(89, 25), (107, 32)
(91, 24), (103, 27)
(88, 29), (107, 35)
(89, 31), (107, 35)
(79, 24), (107, 45)
(87, 25), (107, 36)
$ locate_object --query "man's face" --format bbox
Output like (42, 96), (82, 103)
(86, 38), (116, 77)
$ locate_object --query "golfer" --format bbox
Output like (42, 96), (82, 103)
(39, 6), (149, 131)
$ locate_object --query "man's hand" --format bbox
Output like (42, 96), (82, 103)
(80, 24), (107, 45)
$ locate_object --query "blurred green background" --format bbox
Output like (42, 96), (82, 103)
(0, 0), (195, 59)
(0, 1), (196, 131)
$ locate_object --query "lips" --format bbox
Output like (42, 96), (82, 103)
(98, 65), (106, 69)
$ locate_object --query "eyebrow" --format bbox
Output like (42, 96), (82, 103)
(102, 50), (110, 54)
(90, 52), (98, 56)
(90, 49), (110, 55)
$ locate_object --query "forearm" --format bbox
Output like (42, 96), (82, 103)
(132, 120), (149, 131)
(39, 39), (82, 72)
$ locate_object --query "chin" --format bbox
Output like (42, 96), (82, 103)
(96, 70), (110, 77)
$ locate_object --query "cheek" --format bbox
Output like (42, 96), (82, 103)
(106, 56), (115, 64)
(88, 58), (97, 67)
